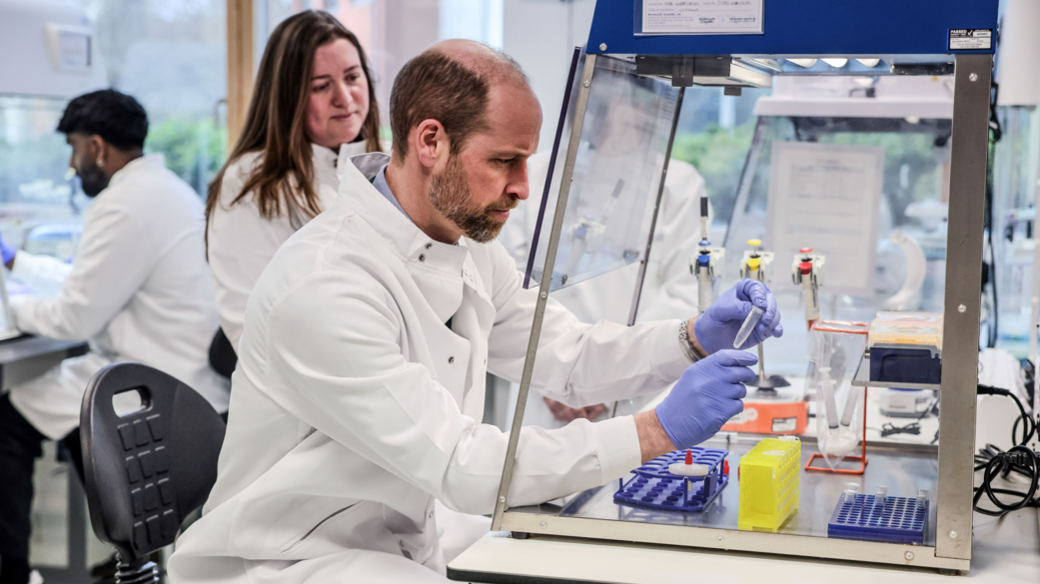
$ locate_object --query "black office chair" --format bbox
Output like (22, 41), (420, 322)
(208, 328), (237, 380)
(80, 363), (226, 583)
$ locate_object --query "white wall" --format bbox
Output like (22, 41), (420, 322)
(502, 0), (596, 151)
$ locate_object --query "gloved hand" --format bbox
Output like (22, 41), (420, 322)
(655, 350), (756, 449)
(694, 279), (782, 354)
(0, 232), (17, 266)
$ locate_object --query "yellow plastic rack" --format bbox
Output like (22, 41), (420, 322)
(738, 436), (800, 533)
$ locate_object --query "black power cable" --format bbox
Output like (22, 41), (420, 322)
(879, 394), (938, 438)
(984, 80), (1001, 348)
(978, 384), (1036, 446)
(973, 384), (1040, 517)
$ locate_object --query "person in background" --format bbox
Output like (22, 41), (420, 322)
(0, 89), (228, 584)
(206, 10), (382, 353)
(168, 40), (781, 583)
(497, 152), (709, 427)
(204, 8), (490, 559)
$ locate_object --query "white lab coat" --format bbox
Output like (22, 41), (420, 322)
(7, 154), (228, 440)
(497, 153), (707, 428)
(168, 153), (691, 583)
(207, 141), (369, 350)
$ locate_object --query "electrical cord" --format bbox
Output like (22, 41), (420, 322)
(973, 384), (1040, 517)
(972, 444), (1039, 517)
(983, 79), (1001, 348)
(879, 394), (938, 438)
(977, 384), (1036, 446)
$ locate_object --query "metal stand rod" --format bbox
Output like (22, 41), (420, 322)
(757, 343), (766, 383)
(491, 53), (597, 530)
(935, 53), (993, 562)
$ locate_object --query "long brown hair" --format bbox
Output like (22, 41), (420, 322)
(207, 10), (381, 229)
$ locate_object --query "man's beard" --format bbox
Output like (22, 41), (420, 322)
(428, 154), (517, 243)
(77, 162), (110, 197)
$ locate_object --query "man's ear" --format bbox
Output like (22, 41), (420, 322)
(412, 119), (450, 172)
(89, 135), (108, 168)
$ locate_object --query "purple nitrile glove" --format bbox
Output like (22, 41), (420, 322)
(655, 350), (756, 449)
(0, 233), (16, 266)
(695, 279), (783, 354)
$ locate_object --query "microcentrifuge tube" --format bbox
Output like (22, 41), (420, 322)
(733, 306), (765, 348)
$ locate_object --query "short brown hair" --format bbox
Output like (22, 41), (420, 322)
(389, 46), (526, 159)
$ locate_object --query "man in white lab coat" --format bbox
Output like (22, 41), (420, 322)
(168, 41), (781, 583)
(0, 90), (227, 584)
(498, 152), (709, 426)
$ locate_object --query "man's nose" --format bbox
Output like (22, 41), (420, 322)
(509, 164), (530, 201)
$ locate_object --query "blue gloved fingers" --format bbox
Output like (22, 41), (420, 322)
(753, 302), (781, 341)
(735, 279), (769, 310)
(724, 396), (746, 419)
(706, 348), (759, 368)
(771, 322), (784, 338)
(719, 380), (749, 400)
(724, 366), (757, 386)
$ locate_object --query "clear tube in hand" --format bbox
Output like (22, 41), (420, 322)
(733, 306), (764, 348)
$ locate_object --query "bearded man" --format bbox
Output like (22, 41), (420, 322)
(168, 40), (779, 583)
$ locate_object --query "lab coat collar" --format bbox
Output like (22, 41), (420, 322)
(106, 153), (166, 189)
(332, 140), (372, 173)
(338, 153), (471, 284)
(311, 143), (340, 171)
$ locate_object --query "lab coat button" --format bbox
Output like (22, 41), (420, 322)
(448, 356), (455, 364)
(425, 243), (433, 249)
(419, 254), (426, 262)
(428, 511), (434, 519)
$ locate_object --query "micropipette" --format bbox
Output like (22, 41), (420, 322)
(733, 306), (764, 349)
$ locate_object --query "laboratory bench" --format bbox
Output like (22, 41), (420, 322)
(449, 507), (1039, 583)
(0, 334), (92, 584)
(0, 334), (88, 390)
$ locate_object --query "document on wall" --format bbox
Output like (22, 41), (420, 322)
(641, 0), (764, 35)
(766, 142), (883, 296)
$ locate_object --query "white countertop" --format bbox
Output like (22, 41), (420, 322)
(449, 509), (1039, 583)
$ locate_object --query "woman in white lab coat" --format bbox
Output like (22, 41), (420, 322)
(206, 10), (383, 351)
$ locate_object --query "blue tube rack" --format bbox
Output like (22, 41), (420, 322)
(613, 447), (728, 513)
(827, 492), (928, 545)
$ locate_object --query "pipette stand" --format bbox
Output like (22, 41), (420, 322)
(805, 387), (869, 474)
(740, 239), (788, 389)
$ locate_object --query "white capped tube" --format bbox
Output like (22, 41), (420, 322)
(819, 366), (840, 430)
(840, 386), (863, 427)
(733, 306), (764, 349)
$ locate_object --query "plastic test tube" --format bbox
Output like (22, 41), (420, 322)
(819, 367), (840, 430)
(839, 386), (863, 428)
(733, 306), (765, 348)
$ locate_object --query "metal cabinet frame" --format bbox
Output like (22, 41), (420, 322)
(490, 35), (992, 572)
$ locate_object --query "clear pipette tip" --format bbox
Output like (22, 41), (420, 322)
(733, 306), (765, 348)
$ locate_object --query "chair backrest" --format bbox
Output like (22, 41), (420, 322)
(208, 327), (237, 379)
(80, 362), (226, 562)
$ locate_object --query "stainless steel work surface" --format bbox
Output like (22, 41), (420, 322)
(510, 437), (939, 546)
